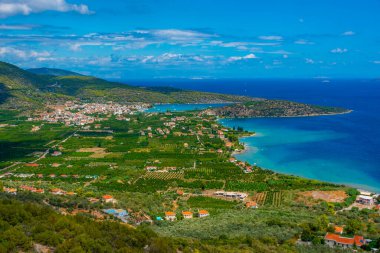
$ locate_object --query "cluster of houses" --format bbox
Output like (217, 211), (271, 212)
(161, 209), (210, 221)
(2, 186), (75, 196)
(20, 185), (44, 194)
(50, 188), (76, 196)
(30, 102), (148, 126)
(324, 225), (367, 249)
(229, 157), (254, 173)
(1, 172), (98, 180)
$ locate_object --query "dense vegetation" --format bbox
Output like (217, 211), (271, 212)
(1, 194), (372, 253)
(210, 100), (350, 118)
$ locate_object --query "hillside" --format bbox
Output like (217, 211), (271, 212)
(0, 62), (70, 110)
(0, 61), (255, 110)
(208, 100), (351, 118)
(27, 67), (83, 77)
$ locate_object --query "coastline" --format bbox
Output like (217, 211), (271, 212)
(149, 103), (378, 194)
(220, 116), (379, 195)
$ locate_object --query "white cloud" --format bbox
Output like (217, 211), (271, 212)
(139, 53), (215, 65)
(305, 58), (315, 64)
(373, 61), (380, 64)
(294, 39), (314, 45)
(259, 35), (283, 41)
(342, 31), (355, 36)
(69, 41), (114, 51)
(227, 53), (257, 62)
(0, 46), (50, 59)
(331, 48), (348, 54)
(0, 0), (93, 18)
(0, 24), (32, 30)
(150, 29), (215, 41)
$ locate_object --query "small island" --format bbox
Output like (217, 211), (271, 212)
(206, 100), (352, 118)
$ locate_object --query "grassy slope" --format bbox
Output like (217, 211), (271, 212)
(47, 75), (255, 104)
(26, 67), (83, 76)
(0, 61), (255, 110)
(0, 62), (71, 110)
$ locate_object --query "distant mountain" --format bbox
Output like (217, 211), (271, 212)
(27, 67), (82, 77)
(0, 61), (255, 110)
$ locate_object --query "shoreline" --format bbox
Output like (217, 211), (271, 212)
(221, 118), (379, 195)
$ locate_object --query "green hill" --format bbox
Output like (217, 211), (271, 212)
(0, 62), (70, 110)
(0, 61), (254, 110)
(27, 67), (83, 77)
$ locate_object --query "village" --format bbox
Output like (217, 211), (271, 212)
(28, 101), (149, 126)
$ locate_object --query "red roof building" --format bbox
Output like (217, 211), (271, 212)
(334, 226), (344, 234)
(25, 163), (39, 167)
(325, 233), (365, 248)
(198, 210), (209, 218)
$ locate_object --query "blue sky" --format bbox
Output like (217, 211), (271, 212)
(0, 0), (379, 79)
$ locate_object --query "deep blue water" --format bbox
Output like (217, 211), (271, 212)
(144, 103), (228, 113)
(129, 79), (380, 192)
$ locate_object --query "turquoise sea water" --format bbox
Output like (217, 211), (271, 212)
(137, 79), (380, 192)
(220, 116), (380, 192)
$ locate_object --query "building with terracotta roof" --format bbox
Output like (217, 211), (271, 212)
(165, 211), (176, 221)
(182, 211), (193, 219)
(334, 226), (344, 234)
(25, 163), (39, 167)
(50, 188), (65, 195)
(229, 157), (237, 163)
(3, 187), (17, 195)
(102, 195), (115, 203)
(225, 142), (233, 148)
(35, 189), (44, 194)
(198, 210), (209, 218)
(246, 201), (258, 209)
(324, 233), (365, 248)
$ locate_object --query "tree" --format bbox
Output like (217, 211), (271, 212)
(316, 215), (329, 231)
(345, 219), (362, 235)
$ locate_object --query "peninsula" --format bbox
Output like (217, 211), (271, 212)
(207, 100), (351, 118)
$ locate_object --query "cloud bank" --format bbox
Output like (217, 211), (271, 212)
(0, 0), (93, 18)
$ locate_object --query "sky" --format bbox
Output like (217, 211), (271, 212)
(0, 0), (379, 80)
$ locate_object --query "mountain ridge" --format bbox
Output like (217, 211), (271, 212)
(0, 61), (255, 110)
(27, 67), (83, 77)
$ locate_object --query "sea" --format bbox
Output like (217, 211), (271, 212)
(127, 79), (380, 192)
